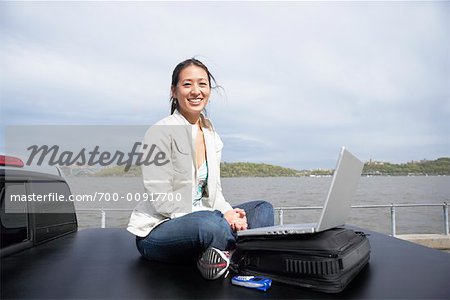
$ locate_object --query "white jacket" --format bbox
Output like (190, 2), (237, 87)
(127, 110), (232, 237)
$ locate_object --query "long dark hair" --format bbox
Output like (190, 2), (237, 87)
(170, 58), (218, 114)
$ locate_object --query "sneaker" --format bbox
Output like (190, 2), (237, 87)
(197, 247), (231, 280)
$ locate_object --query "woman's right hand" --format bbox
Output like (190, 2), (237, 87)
(224, 208), (248, 232)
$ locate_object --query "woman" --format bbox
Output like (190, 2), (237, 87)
(127, 58), (274, 280)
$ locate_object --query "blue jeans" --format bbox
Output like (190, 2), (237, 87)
(136, 200), (274, 264)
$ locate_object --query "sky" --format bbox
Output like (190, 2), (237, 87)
(1, 1), (449, 170)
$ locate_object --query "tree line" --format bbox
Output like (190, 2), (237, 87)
(362, 157), (450, 176)
(89, 157), (450, 177)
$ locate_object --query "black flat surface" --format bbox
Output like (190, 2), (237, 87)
(1, 227), (450, 299)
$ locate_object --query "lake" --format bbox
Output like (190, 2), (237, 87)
(67, 176), (450, 235)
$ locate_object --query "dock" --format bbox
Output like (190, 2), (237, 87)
(396, 234), (450, 252)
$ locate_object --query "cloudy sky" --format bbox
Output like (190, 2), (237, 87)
(1, 1), (449, 170)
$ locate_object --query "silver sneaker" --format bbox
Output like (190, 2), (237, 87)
(197, 247), (231, 280)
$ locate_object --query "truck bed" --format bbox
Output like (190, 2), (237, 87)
(2, 227), (450, 299)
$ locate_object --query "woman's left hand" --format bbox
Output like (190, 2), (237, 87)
(224, 208), (248, 232)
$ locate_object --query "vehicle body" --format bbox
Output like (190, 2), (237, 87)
(0, 155), (77, 258)
(1, 155), (450, 299)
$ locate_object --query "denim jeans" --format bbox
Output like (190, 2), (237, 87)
(136, 200), (274, 264)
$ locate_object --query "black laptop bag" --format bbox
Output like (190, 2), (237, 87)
(230, 227), (370, 293)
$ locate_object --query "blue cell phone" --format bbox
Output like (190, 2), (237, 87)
(231, 275), (272, 291)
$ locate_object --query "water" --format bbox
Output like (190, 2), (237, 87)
(67, 176), (450, 235)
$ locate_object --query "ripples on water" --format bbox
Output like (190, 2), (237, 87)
(68, 176), (450, 235)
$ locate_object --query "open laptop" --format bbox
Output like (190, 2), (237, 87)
(237, 147), (364, 237)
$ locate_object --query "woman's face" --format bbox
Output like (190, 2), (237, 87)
(172, 65), (211, 120)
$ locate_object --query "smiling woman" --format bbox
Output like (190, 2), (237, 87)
(169, 59), (216, 119)
(127, 58), (274, 280)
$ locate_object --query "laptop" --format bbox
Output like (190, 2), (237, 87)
(237, 147), (364, 237)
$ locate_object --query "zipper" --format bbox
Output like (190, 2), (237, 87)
(239, 236), (365, 257)
(239, 246), (340, 258)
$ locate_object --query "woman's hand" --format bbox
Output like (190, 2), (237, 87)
(224, 208), (248, 232)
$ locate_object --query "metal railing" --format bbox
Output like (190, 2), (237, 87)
(76, 208), (131, 229)
(275, 202), (449, 236)
(76, 202), (449, 237)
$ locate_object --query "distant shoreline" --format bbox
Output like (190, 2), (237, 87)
(61, 157), (450, 177)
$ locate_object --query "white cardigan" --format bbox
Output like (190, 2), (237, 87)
(127, 110), (233, 237)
